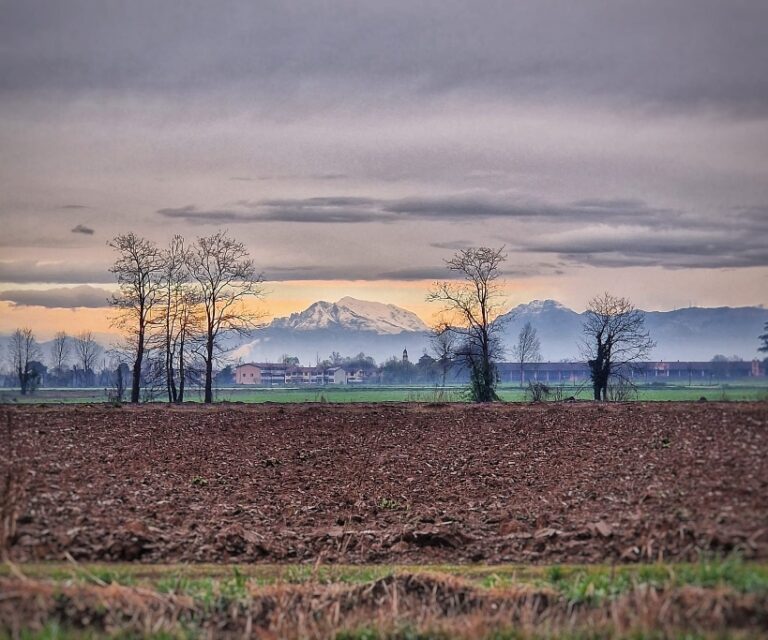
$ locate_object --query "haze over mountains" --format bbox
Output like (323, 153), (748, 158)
(2, 298), (765, 368)
(232, 297), (768, 365)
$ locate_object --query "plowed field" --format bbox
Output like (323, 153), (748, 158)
(3, 402), (767, 564)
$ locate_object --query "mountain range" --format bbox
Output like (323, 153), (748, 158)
(495, 300), (768, 362)
(232, 297), (768, 364)
(2, 298), (766, 368)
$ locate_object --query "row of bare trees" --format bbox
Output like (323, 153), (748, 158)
(428, 246), (654, 402)
(5, 329), (103, 393)
(108, 230), (265, 403)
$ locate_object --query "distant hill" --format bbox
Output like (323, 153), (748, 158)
(497, 300), (768, 362)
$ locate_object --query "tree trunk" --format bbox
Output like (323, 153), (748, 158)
(131, 327), (144, 403)
(204, 332), (214, 403)
(177, 337), (186, 403)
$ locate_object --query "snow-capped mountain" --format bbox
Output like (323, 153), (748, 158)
(505, 299), (571, 316)
(228, 297), (767, 365)
(270, 297), (428, 334)
(230, 297), (430, 363)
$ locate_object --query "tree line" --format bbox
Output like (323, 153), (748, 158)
(1, 230), (265, 402)
(4, 329), (105, 394)
(108, 230), (265, 404)
(5, 242), (767, 402)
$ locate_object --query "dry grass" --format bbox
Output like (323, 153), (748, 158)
(1, 570), (766, 639)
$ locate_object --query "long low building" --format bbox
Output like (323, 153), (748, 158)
(498, 359), (764, 384)
(236, 359), (764, 387)
(235, 363), (347, 385)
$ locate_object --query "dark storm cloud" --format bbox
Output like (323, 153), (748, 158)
(0, 261), (112, 284)
(0, 285), (111, 308)
(1, 1), (766, 115)
(71, 224), (94, 235)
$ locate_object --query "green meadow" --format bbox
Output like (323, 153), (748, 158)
(2, 382), (767, 404)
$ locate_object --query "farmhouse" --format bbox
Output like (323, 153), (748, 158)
(235, 363), (347, 386)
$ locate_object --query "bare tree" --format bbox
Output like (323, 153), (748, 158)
(430, 324), (456, 387)
(73, 331), (102, 386)
(582, 292), (655, 401)
(427, 247), (507, 402)
(50, 331), (70, 377)
(157, 235), (200, 403)
(189, 230), (266, 403)
(105, 346), (131, 403)
(109, 233), (164, 403)
(513, 321), (541, 387)
(9, 328), (41, 394)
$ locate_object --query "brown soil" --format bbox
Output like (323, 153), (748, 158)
(2, 402), (767, 564)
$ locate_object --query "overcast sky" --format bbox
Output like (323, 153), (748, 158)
(1, 0), (767, 336)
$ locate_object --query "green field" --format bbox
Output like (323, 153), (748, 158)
(3, 558), (766, 639)
(5, 557), (767, 593)
(2, 382), (767, 404)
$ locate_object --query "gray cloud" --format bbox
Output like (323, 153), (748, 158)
(521, 226), (768, 269)
(158, 204), (382, 224)
(385, 196), (676, 223)
(257, 197), (380, 208)
(156, 193), (765, 270)
(263, 265), (371, 281)
(157, 206), (244, 223)
(1, 1), (766, 305)
(0, 285), (112, 308)
(0, 261), (112, 284)
(158, 194), (675, 226)
(1, 1), (766, 116)
(430, 240), (474, 251)
(376, 267), (460, 281)
(310, 173), (348, 181)
(559, 249), (768, 270)
(71, 224), (94, 235)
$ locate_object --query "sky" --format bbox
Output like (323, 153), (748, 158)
(1, 0), (767, 339)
